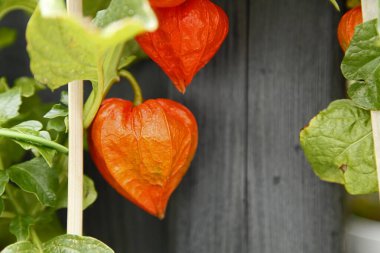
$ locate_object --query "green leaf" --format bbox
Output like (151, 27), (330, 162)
(300, 100), (377, 194)
(118, 39), (147, 70)
(0, 137), (25, 170)
(44, 101), (68, 134)
(3, 184), (45, 217)
(329, 0), (340, 11)
(44, 104), (68, 119)
(341, 20), (380, 110)
(47, 117), (67, 134)
(42, 234), (114, 253)
(0, 170), (9, 195)
(0, 27), (16, 50)
(10, 121), (57, 166)
(34, 213), (64, 243)
(8, 157), (59, 206)
(0, 127), (67, 164)
(0, 215), (15, 248)
(27, 0), (158, 127)
(1, 241), (39, 253)
(0, 88), (21, 126)
(84, 0), (111, 17)
(9, 215), (34, 241)
(60, 91), (68, 106)
(0, 77), (9, 92)
(83, 176), (97, 209)
(55, 175), (97, 210)
(14, 77), (44, 98)
(0, 0), (37, 19)
(27, 0), (157, 89)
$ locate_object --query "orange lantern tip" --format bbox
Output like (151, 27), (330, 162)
(174, 79), (187, 94)
(158, 212), (165, 220)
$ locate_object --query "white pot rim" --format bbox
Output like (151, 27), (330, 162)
(345, 215), (380, 253)
(346, 215), (380, 241)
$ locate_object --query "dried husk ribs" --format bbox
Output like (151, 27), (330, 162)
(337, 6), (363, 52)
(89, 98), (198, 219)
(137, 0), (229, 93)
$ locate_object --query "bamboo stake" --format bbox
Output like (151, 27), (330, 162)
(362, 0), (380, 197)
(66, 0), (84, 235)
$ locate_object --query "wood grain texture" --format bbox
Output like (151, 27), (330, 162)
(164, 0), (248, 252)
(0, 1), (345, 252)
(247, 0), (344, 252)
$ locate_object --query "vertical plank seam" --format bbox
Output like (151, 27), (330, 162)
(244, 0), (251, 252)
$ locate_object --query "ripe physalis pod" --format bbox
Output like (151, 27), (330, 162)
(337, 6), (362, 52)
(89, 98), (198, 219)
(149, 0), (186, 8)
(136, 0), (229, 93)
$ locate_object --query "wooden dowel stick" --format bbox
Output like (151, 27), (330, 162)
(66, 0), (84, 236)
(362, 0), (380, 197)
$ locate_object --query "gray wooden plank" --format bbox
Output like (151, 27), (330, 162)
(1, 1), (347, 252)
(247, 0), (344, 252)
(165, 0), (248, 252)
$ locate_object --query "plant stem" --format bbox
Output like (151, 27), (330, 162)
(31, 228), (43, 251)
(83, 60), (105, 129)
(119, 70), (143, 106)
(0, 129), (68, 154)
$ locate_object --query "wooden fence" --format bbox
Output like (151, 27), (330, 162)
(0, 0), (345, 252)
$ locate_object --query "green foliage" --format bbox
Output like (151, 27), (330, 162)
(8, 157), (59, 206)
(9, 121), (57, 166)
(0, 88), (22, 126)
(0, 0), (37, 19)
(1, 241), (39, 253)
(3, 235), (115, 253)
(301, 100), (377, 194)
(9, 215), (34, 241)
(0, 83), (97, 248)
(42, 235), (114, 252)
(0, 28), (16, 50)
(26, 0), (157, 127)
(84, 0), (111, 17)
(0, 0), (161, 250)
(0, 170), (8, 195)
(342, 20), (380, 110)
(119, 40), (147, 69)
(27, 0), (157, 87)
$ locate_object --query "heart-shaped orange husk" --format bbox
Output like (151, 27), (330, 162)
(149, 0), (186, 8)
(337, 6), (363, 52)
(89, 98), (198, 219)
(136, 0), (229, 93)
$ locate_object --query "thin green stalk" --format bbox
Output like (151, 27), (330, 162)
(0, 129), (68, 154)
(119, 70), (143, 106)
(31, 228), (43, 252)
(83, 60), (105, 129)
